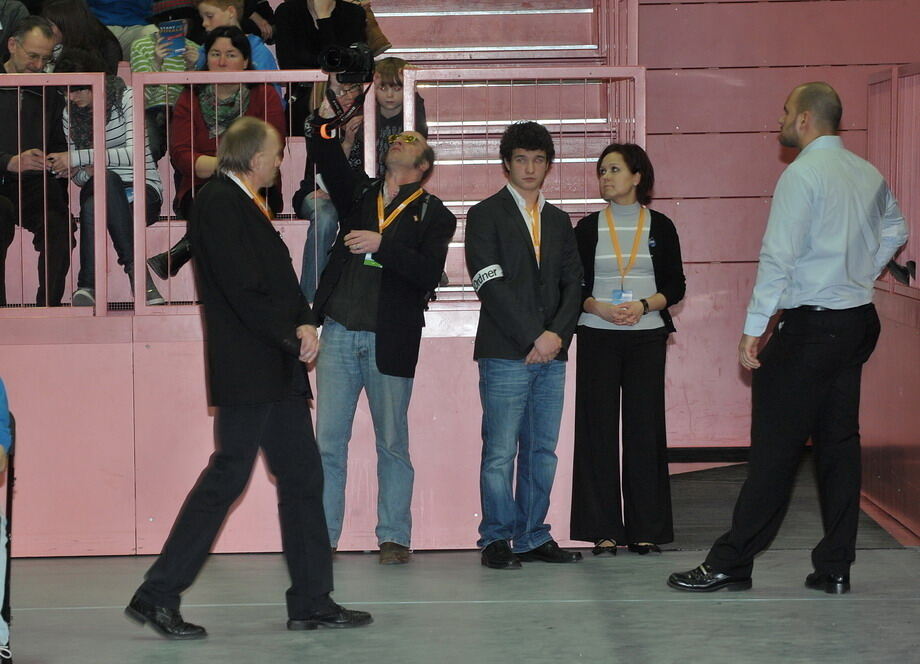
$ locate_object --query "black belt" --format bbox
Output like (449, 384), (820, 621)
(794, 304), (871, 313)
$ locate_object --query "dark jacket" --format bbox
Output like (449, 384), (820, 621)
(310, 127), (457, 378)
(574, 208), (685, 333)
(274, 0), (366, 70)
(465, 187), (583, 361)
(188, 175), (316, 406)
(0, 76), (66, 179)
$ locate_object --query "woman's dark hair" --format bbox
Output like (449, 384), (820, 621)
(597, 142), (655, 205)
(499, 121), (555, 171)
(201, 25), (253, 70)
(53, 46), (106, 75)
(42, 0), (123, 72)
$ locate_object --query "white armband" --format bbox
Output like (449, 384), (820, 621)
(472, 264), (504, 292)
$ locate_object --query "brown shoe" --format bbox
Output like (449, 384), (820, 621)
(378, 542), (410, 565)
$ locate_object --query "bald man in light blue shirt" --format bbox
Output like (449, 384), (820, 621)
(669, 82), (907, 595)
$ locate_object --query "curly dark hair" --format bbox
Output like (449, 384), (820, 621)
(499, 121), (555, 172)
(596, 143), (655, 205)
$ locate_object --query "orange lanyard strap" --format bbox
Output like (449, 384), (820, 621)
(527, 204), (541, 261)
(377, 187), (425, 233)
(604, 206), (645, 287)
(242, 182), (272, 221)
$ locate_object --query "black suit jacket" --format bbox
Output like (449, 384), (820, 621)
(189, 176), (316, 406)
(574, 208), (686, 333)
(465, 187), (583, 360)
(310, 129), (457, 378)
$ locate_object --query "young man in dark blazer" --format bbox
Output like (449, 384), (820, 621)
(126, 118), (371, 639)
(309, 79), (457, 565)
(465, 121), (584, 569)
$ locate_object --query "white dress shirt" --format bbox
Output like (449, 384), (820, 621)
(744, 135), (908, 336)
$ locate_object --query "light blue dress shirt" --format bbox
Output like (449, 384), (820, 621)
(744, 135), (908, 336)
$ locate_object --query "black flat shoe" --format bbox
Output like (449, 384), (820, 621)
(518, 540), (583, 563)
(592, 539), (617, 556)
(667, 563), (752, 592)
(287, 603), (373, 630)
(805, 572), (850, 595)
(481, 540), (521, 569)
(628, 542), (662, 555)
(125, 594), (207, 640)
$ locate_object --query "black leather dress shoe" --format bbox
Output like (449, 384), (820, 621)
(592, 539), (617, 556)
(667, 564), (752, 592)
(805, 572), (850, 594)
(518, 540), (583, 563)
(627, 543), (662, 555)
(287, 602), (373, 630)
(124, 595), (207, 640)
(481, 540), (521, 569)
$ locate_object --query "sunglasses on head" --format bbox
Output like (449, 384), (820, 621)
(387, 133), (420, 144)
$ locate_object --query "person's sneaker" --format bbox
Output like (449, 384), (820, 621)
(72, 288), (95, 306)
(378, 542), (411, 565)
(146, 287), (166, 306)
(0, 642), (12, 663)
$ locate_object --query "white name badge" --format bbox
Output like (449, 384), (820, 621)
(611, 289), (634, 304)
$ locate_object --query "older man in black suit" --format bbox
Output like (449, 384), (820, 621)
(125, 117), (371, 640)
(465, 121), (584, 570)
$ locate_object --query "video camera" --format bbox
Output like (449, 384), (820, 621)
(318, 42), (375, 84)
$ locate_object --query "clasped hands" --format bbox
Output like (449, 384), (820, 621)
(526, 330), (562, 364)
(593, 299), (645, 326)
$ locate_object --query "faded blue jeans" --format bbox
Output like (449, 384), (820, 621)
(298, 194), (339, 302)
(477, 358), (566, 553)
(315, 318), (414, 547)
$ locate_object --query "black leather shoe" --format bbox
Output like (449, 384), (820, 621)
(287, 603), (373, 630)
(147, 235), (192, 280)
(628, 543), (662, 555)
(481, 540), (521, 569)
(592, 539), (617, 556)
(124, 594), (207, 640)
(518, 540), (583, 563)
(667, 564), (752, 592)
(805, 572), (850, 594)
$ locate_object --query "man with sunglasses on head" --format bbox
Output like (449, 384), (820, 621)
(308, 75), (456, 565)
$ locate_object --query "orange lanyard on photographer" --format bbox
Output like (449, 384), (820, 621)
(527, 204), (541, 262)
(605, 206), (645, 291)
(377, 187), (425, 233)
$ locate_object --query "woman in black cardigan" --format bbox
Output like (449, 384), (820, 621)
(569, 143), (686, 556)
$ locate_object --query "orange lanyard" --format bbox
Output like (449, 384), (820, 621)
(527, 204), (541, 261)
(242, 182), (272, 221)
(377, 187), (425, 232)
(604, 206), (645, 289)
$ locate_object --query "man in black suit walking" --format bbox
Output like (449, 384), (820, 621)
(126, 117), (371, 639)
(465, 121), (584, 569)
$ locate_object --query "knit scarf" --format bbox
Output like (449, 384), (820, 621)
(69, 76), (127, 150)
(198, 84), (251, 138)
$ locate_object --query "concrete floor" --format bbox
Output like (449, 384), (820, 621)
(10, 460), (920, 663)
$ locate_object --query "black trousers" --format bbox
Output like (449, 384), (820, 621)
(570, 326), (673, 544)
(137, 389), (334, 618)
(0, 174), (74, 306)
(706, 304), (881, 577)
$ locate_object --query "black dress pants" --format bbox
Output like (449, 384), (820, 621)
(0, 174), (74, 306)
(706, 304), (881, 578)
(570, 325), (673, 544)
(137, 388), (335, 618)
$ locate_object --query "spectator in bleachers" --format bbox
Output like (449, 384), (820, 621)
(0, 1), (29, 62)
(242, 0), (273, 43)
(274, 0), (366, 135)
(130, 0), (199, 164)
(309, 76), (456, 564)
(42, 0), (123, 74)
(569, 143), (685, 557)
(465, 121), (583, 569)
(86, 0), (155, 57)
(0, 16), (74, 307)
(49, 47), (165, 307)
(146, 25), (284, 280)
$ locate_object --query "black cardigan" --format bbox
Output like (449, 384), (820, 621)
(574, 208), (686, 333)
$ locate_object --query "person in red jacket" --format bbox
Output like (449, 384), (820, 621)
(147, 25), (285, 281)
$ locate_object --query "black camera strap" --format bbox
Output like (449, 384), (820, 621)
(311, 83), (372, 136)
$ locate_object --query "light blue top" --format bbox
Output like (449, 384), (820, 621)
(744, 135), (908, 336)
(197, 34), (284, 103)
(0, 378), (11, 453)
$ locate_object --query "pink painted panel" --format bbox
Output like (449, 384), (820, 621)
(0, 332), (137, 556)
(647, 131), (867, 199)
(653, 198), (771, 263)
(647, 67), (875, 134)
(639, 0), (920, 69)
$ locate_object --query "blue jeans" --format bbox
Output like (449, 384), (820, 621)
(477, 358), (566, 552)
(298, 195), (339, 301)
(315, 318), (414, 547)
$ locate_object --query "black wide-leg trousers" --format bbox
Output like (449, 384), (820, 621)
(137, 390), (334, 618)
(570, 325), (673, 544)
(706, 304), (881, 578)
